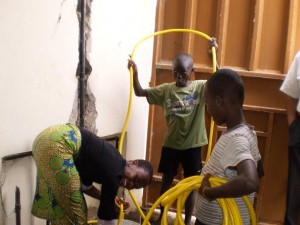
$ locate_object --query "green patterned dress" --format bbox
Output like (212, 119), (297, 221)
(31, 124), (88, 225)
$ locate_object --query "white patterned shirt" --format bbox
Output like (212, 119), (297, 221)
(280, 51), (300, 112)
(194, 124), (261, 225)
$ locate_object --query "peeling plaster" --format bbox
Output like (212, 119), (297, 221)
(69, 0), (98, 134)
(69, 81), (98, 133)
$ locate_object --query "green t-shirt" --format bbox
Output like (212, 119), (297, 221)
(147, 80), (207, 150)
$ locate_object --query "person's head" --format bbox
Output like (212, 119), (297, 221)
(172, 53), (194, 87)
(204, 68), (244, 126)
(120, 159), (153, 190)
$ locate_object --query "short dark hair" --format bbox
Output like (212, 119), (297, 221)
(173, 53), (194, 69)
(206, 68), (244, 105)
(136, 159), (153, 185)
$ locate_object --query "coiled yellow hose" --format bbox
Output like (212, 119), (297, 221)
(141, 176), (256, 225)
(88, 28), (217, 224)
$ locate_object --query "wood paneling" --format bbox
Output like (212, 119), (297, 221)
(144, 1), (300, 224)
(223, 0), (253, 68)
(258, 1), (289, 72)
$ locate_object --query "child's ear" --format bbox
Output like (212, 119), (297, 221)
(215, 95), (222, 106)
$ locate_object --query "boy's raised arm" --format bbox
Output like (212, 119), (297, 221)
(127, 59), (148, 97)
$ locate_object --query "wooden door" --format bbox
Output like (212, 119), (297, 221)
(143, 1), (300, 224)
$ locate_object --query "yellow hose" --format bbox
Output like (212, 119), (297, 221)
(128, 29), (217, 163)
(142, 175), (256, 225)
(88, 28), (217, 224)
(128, 29), (217, 225)
(118, 204), (124, 225)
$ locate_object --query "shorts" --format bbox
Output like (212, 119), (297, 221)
(158, 146), (202, 177)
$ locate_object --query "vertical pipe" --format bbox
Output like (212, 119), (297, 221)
(15, 186), (21, 225)
(79, 0), (86, 127)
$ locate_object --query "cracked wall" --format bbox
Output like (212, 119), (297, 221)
(0, 0), (157, 224)
(1, 0), (79, 223)
(69, 0), (98, 134)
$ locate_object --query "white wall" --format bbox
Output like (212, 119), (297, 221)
(0, 0), (156, 224)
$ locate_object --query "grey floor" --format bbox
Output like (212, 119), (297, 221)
(88, 207), (196, 225)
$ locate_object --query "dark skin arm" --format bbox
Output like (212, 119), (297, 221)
(127, 59), (148, 97)
(82, 185), (101, 200)
(83, 185), (130, 211)
(199, 159), (260, 201)
(256, 159), (264, 179)
(286, 95), (298, 126)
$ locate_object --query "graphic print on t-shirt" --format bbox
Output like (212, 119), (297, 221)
(166, 91), (200, 115)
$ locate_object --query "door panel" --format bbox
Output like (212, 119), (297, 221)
(144, 1), (300, 224)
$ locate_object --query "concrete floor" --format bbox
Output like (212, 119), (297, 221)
(88, 207), (196, 225)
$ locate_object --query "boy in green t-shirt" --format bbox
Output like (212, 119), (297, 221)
(128, 46), (215, 224)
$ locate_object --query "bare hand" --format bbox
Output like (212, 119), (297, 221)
(198, 174), (213, 201)
(208, 37), (218, 55)
(127, 57), (138, 73)
(114, 196), (130, 212)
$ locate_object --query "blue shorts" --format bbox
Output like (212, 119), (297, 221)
(158, 146), (202, 177)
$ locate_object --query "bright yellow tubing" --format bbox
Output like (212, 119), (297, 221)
(125, 28), (217, 156)
(127, 28), (217, 225)
(142, 175), (256, 225)
(88, 28), (217, 224)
